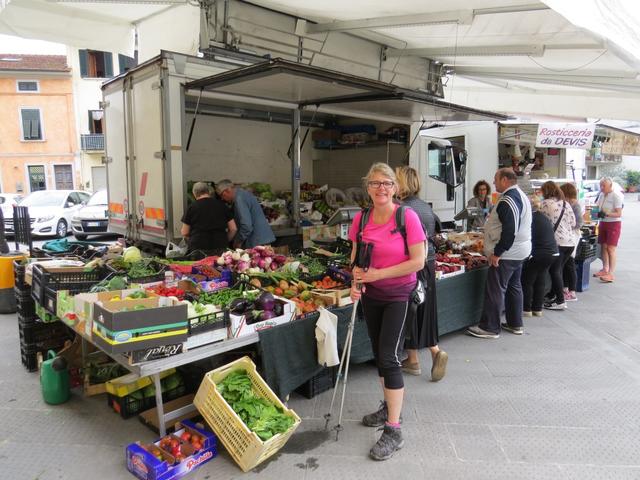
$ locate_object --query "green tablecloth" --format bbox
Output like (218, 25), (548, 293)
(259, 268), (489, 399)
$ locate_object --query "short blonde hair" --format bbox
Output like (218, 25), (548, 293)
(395, 166), (421, 200)
(362, 162), (396, 189)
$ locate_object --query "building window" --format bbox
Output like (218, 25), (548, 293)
(118, 54), (137, 74)
(17, 80), (39, 92)
(79, 49), (113, 78)
(54, 165), (74, 190)
(28, 165), (46, 192)
(20, 108), (43, 141)
(88, 110), (104, 134)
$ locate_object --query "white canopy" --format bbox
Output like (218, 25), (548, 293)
(2, 0), (640, 119)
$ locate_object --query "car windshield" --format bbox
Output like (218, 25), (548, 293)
(88, 190), (107, 206)
(20, 191), (66, 207)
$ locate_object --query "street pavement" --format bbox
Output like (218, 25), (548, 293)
(2, 196), (640, 479)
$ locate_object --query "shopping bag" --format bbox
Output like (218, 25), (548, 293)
(165, 239), (187, 259)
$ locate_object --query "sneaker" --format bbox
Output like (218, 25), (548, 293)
(564, 291), (578, 302)
(501, 323), (524, 335)
(543, 301), (567, 310)
(532, 311), (543, 317)
(523, 311), (533, 317)
(599, 274), (615, 283)
(431, 351), (448, 382)
(369, 425), (404, 461)
(362, 401), (403, 427)
(466, 325), (500, 339)
(593, 269), (608, 278)
(401, 359), (421, 376)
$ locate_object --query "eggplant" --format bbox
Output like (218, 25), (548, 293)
(273, 302), (284, 317)
(229, 297), (249, 314)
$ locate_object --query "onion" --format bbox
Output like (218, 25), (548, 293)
(236, 261), (250, 272)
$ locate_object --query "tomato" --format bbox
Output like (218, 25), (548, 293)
(180, 432), (191, 442)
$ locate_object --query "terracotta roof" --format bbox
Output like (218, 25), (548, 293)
(0, 54), (69, 72)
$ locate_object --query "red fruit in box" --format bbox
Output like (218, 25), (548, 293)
(175, 454), (186, 463)
(170, 438), (179, 448)
(180, 432), (191, 442)
(190, 435), (201, 444)
(192, 442), (202, 451)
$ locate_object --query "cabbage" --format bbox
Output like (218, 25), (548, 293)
(123, 246), (142, 265)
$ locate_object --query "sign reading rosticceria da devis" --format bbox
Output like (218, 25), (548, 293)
(535, 123), (595, 149)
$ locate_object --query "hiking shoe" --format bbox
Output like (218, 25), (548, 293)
(564, 291), (578, 302)
(362, 402), (403, 427)
(523, 311), (533, 317)
(466, 325), (499, 339)
(401, 359), (421, 376)
(599, 274), (615, 283)
(369, 425), (404, 461)
(532, 311), (543, 317)
(593, 269), (608, 278)
(543, 301), (567, 310)
(431, 351), (448, 382)
(501, 323), (524, 335)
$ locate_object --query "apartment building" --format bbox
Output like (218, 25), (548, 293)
(0, 54), (78, 193)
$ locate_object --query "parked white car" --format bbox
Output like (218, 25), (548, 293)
(5, 190), (91, 238)
(72, 189), (112, 240)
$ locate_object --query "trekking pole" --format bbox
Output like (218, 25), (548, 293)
(324, 242), (372, 440)
(323, 294), (359, 440)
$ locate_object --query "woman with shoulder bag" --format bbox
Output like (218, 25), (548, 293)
(349, 163), (425, 461)
(559, 183), (583, 301)
(539, 181), (577, 310)
(395, 166), (448, 382)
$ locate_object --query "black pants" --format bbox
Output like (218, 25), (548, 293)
(361, 296), (410, 390)
(479, 259), (524, 334)
(562, 255), (577, 292)
(405, 259), (438, 349)
(549, 246), (575, 304)
(522, 255), (556, 312)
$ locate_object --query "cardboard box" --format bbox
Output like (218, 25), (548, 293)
(126, 419), (217, 480)
(228, 297), (296, 338)
(126, 344), (184, 365)
(138, 395), (198, 434)
(105, 368), (176, 397)
(92, 297), (188, 354)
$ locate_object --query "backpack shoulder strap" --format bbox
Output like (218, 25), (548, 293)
(393, 205), (410, 256)
(357, 207), (371, 243)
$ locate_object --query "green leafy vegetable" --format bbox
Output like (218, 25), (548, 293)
(217, 370), (294, 441)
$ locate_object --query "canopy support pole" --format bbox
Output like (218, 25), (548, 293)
(291, 109), (301, 228)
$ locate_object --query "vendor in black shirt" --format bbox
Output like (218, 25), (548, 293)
(181, 182), (237, 255)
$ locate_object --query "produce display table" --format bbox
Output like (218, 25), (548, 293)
(436, 266), (488, 335)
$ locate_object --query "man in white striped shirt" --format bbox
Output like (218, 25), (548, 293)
(467, 168), (532, 339)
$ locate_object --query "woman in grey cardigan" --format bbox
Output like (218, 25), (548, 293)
(467, 180), (493, 230)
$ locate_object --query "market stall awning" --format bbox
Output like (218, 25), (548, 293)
(185, 58), (508, 123)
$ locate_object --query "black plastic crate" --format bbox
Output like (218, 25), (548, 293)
(188, 309), (229, 336)
(107, 381), (186, 419)
(13, 259), (27, 290)
(18, 312), (39, 326)
(16, 300), (37, 321)
(575, 237), (597, 261)
(21, 350), (38, 372)
(31, 263), (108, 312)
(21, 336), (70, 358)
(14, 286), (32, 303)
(19, 321), (71, 346)
(295, 366), (338, 399)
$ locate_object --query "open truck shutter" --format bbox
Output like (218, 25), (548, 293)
(184, 58), (508, 123)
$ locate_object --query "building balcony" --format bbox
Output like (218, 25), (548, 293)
(81, 133), (104, 151)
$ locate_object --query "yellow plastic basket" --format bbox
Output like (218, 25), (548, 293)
(194, 356), (301, 472)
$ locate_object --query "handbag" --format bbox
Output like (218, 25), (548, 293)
(410, 278), (426, 305)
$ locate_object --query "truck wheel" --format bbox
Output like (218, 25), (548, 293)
(56, 219), (68, 238)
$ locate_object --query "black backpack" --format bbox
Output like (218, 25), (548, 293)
(356, 205), (413, 256)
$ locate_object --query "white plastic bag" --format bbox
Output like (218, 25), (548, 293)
(315, 308), (340, 367)
(165, 239), (187, 259)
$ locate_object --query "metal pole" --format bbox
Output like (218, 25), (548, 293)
(291, 109), (301, 227)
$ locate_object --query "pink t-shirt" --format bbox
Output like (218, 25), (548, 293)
(348, 205), (426, 301)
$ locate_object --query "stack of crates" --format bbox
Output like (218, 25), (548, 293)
(14, 259), (73, 372)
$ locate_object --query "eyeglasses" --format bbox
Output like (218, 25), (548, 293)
(368, 180), (394, 189)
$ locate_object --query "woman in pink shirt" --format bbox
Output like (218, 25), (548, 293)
(349, 162), (426, 461)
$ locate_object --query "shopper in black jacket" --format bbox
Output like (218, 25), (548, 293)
(395, 166), (448, 382)
(521, 202), (559, 317)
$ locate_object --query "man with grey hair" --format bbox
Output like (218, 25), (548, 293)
(216, 180), (275, 248)
(181, 181), (236, 255)
(593, 177), (623, 283)
(467, 168), (532, 339)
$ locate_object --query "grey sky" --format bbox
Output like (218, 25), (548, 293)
(0, 34), (65, 54)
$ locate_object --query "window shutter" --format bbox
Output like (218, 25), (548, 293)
(21, 112), (30, 139)
(21, 109), (41, 140)
(79, 49), (88, 78)
(118, 54), (125, 74)
(104, 52), (113, 77)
